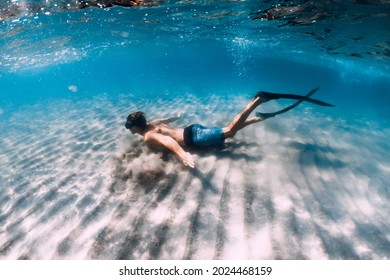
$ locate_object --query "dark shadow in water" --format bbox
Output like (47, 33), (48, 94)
(91, 227), (113, 259)
(82, 201), (109, 227)
(291, 140), (350, 227)
(190, 168), (219, 194)
(314, 223), (361, 260)
(110, 169), (179, 259)
(147, 222), (171, 260)
(57, 236), (72, 257)
(214, 180), (230, 260)
(116, 214), (148, 260)
(369, 176), (390, 201)
(157, 174), (178, 203)
(0, 232), (26, 256)
(288, 141), (347, 169)
(106, 181), (171, 259)
(183, 206), (201, 260)
(0, 183), (62, 256)
(286, 209), (309, 259)
(183, 165), (223, 259)
(283, 136), (390, 259)
(38, 194), (78, 224)
(355, 222), (390, 258)
(244, 183), (256, 230)
(187, 141), (263, 163)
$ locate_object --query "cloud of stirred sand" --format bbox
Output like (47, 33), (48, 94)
(109, 134), (180, 191)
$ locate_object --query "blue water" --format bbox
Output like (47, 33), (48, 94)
(0, 1), (389, 259)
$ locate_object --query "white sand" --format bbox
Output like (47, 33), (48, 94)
(0, 93), (389, 260)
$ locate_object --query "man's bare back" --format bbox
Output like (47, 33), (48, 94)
(144, 123), (185, 147)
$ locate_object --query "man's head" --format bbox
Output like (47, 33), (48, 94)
(125, 111), (147, 134)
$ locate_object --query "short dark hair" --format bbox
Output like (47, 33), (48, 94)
(125, 111), (147, 130)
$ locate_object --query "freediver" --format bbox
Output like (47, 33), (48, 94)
(124, 89), (334, 168)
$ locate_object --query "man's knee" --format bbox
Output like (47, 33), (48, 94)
(222, 127), (236, 139)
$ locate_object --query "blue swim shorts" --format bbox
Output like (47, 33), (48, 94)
(183, 124), (225, 146)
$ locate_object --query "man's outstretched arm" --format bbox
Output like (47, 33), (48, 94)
(150, 113), (182, 125)
(145, 132), (195, 168)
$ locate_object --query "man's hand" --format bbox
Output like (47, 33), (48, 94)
(144, 132), (194, 168)
(182, 152), (195, 168)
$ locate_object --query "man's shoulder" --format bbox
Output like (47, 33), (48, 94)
(143, 129), (162, 142)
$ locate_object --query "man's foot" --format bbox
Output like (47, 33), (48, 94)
(254, 91), (280, 102)
(256, 112), (276, 120)
(254, 89), (334, 107)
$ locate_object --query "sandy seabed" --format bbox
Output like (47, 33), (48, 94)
(0, 92), (389, 260)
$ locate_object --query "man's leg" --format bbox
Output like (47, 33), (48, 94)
(221, 88), (328, 139)
(222, 96), (265, 139)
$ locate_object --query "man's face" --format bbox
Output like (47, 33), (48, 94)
(125, 121), (135, 134)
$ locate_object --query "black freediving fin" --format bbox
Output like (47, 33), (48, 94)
(256, 88), (335, 107)
(256, 87), (326, 120)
